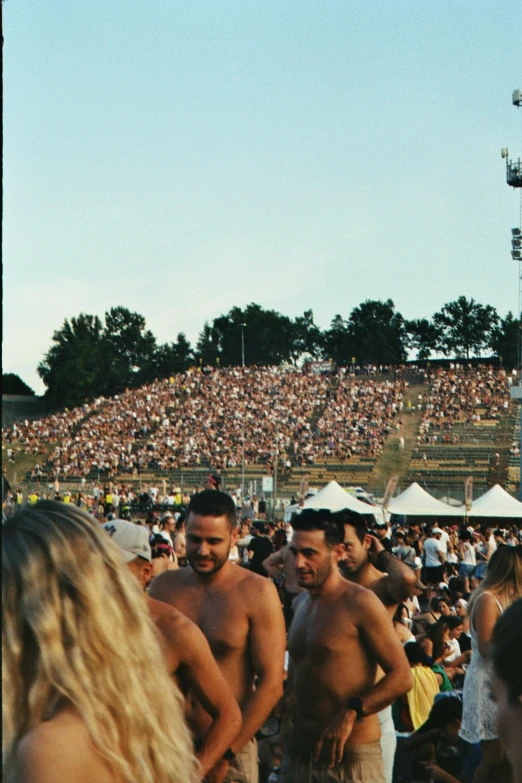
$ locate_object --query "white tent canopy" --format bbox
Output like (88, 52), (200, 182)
(387, 482), (462, 517)
(284, 481), (383, 522)
(459, 484), (522, 519)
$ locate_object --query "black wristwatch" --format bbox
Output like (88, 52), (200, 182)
(346, 697), (365, 723)
(223, 748), (236, 762)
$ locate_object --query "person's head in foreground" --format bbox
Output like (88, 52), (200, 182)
(102, 518), (153, 588)
(490, 597), (522, 782)
(2, 500), (198, 783)
(289, 508), (345, 589)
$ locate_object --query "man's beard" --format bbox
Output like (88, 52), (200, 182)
(298, 557), (333, 589)
(188, 549), (230, 576)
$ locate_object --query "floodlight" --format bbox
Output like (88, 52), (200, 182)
(512, 228), (522, 236)
(513, 89), (522, 106)
(501, 148), (509, 158)
(512, 250), (522, 259)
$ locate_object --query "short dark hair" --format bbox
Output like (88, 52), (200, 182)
(338, 509), (369, 543)
(491, 597), (522, 704)
(404, 641), (429, 666)
(187, 490), (237, 529)
(290, 509), (344, 548)
(445, 615), (463, 631)
(419, 696), (462, 734)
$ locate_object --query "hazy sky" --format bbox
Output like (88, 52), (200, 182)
(3, 0), (521, 394)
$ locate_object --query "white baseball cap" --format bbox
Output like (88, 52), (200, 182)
(102, 519), (151, 563)
(432, 527), (443, 535)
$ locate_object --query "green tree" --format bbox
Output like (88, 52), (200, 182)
(291, 309), (324, 363)
(38, 314), (106, 408)
(490, 311), (520, 369)
(406, 318), (442, 362)
(433, 296), (499, 359)
(346, 299), (408, 365)
(322, 315), (351, 364)
(104, 307), (157, 388)
(200, 304), (295, 366)
(2, 374), (35, 395)
(196, 322), (221, 366)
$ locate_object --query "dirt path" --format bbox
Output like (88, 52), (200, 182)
(367, 383), (426, 495)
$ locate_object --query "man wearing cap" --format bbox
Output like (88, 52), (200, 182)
(103, 519), (242, 782)
(150, 490), (286, 783)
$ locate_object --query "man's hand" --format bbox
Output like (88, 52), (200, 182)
(367, 534), (385, 564)
(313, 708), (357, 768)
(203, 759), (229, 783)
(421, 760), (461, 783)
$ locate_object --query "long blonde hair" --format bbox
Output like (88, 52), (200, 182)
(2, 501), (199, 783)
(468, 544), (522, 618)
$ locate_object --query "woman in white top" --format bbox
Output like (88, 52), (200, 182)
(458, 528), (477, 594)
(460, 546), (522, 783)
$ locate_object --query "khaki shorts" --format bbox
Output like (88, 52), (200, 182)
(224, 738), (258, 783)
(279, 736), (385, 783)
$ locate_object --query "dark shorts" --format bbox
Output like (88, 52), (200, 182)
(424, 565), (444, 585)
(459, 563), (475, 578)
(279, 736), (385, 783)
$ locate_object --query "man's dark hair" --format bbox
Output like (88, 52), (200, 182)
(337, 509), (369, 543)
(404, 641), (429, 667)
(290, 509), (345, 548)
(491, 597), (522, 704)
(419, 696), (462, 734)
(445, 615), (464, 631)
(254, 521), (268, 535)
(187, 489), (237, 529)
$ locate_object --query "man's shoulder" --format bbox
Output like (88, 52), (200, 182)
(149, 566), (190, 597)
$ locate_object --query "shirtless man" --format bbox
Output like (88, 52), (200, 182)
(103, 519), (242, 781)
(340, 510), (418, 783)
(262, 543), (304, 628)
(150, 490), (286, 783)
(279, 509), (412, 783)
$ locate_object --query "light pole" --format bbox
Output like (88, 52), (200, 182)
(240, 322), (246, 367)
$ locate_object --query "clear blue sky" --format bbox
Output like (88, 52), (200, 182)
(3, 0), (521, 394)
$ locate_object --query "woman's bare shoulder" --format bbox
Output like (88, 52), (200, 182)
(16, 710), (120, 783)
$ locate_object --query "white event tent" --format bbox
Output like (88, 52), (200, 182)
(457, 484), (522, 519)
(284, 480), (383, 523)
(387, 482), (462, 518)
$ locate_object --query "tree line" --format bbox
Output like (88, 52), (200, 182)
(33, 298), (517, 409)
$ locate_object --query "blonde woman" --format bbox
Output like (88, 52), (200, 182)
(2, 501), (199, 783)
(460, 545), (522, 783)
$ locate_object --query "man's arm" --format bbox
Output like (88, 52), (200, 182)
(230, 577), (286, 753)
(355, 589), (413, 714)
(262, 547), (285, 581)
(315, 589), (412, 766)
(368, 536), (418, 605)
(173, 620), (242, 777)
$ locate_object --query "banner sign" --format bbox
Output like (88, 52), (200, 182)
(298, 476), (309, 503)
(465, 476), (473, 512)
(309, 360), (333, 375)
(262, 476), (274, 492)
(382, 475), (399, 510)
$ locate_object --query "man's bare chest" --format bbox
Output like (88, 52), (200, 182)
(289, 603), (358, 664)
(175, 588), (250, 658)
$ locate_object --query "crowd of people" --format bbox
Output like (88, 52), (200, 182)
(418, 367), (512, 443)
(2, 366), (411, 481)
(3, 481), (522, 783)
